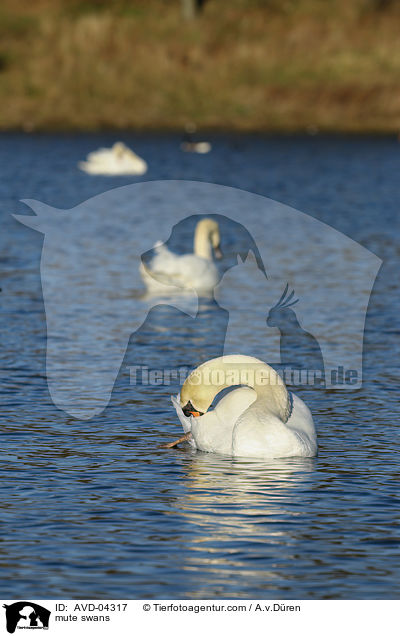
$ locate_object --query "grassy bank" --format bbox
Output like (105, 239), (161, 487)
(1, 0), (400, 132)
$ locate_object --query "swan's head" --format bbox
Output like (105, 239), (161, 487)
(180, 356), (239, 415)
(180, 356), (255, 415)
(194, 218), (222, 260)
(180, 377), (213, 416)
(180, 354), (289, 419)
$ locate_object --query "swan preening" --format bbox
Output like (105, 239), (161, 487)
(78, 142), (148, 175)
(170, 354), (317, 458)
(140, 218), (222, 296)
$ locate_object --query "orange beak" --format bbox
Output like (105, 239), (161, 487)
(182, 401), (203, 418)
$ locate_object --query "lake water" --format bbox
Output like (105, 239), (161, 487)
(0, 133), (399, 599)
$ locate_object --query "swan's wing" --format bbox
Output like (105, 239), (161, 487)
(86, 148), (110, 162)
(177, 255), (218, 290)
(114, 156), (147, 175)
(171, 395), (196, 447)
(172, 389), (257, 456)
(147, 250), (194, 289)
(232, 396), (317, 458)
(143, 259), (190, 292)
(214, 386), (256, 422)
(151, 247), (182, 272)
(146, 250), (218, 293)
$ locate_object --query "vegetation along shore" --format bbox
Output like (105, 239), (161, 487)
(1, 0), (400, 133)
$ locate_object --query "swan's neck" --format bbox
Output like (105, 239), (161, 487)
(193, 225), (213, 260)
(181, 355), (290, 422)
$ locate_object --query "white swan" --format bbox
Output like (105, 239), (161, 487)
(181, 141), (212, 154)
(78, 142), (147, 175)
(180, 123), (212, 154)
(170, 354), (317, 458)
(140, 218), (222, 296)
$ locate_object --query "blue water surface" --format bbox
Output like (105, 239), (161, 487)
(0, 133), (399, 599)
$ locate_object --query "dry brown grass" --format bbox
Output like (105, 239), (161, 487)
(1, 0), (400, 131)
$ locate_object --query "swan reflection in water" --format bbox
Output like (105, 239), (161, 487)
(172, 451), (316, 597)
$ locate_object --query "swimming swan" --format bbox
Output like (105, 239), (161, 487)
(181, 140), (212, 154)
(140, 218), (222, 296)
(170, 354), (317, 458)
(181, 123), (212, 154)
(78, 142), (147, 175)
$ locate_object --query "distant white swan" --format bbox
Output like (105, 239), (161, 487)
(181, 141), (212, 154)
(169, 354), (317, 458)
(78, 142), (147, 175)
(180, 123), (212, 154)
(140, 218), (222, 296)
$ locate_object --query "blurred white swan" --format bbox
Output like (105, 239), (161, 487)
(181, 141), (212, 154)
(170, 354), (317, 458)
(140, 218), (222, 296)
(78, 142), (147, 175)
(181, 123), (212, 154)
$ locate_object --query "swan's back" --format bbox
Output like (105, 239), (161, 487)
(144, 245), (218, 293)
(232, 393), (317, 458)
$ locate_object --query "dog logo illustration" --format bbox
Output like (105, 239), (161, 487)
(13, 180), (381, 418)
(3, 602), (50, 633)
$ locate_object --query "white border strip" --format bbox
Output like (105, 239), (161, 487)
(1, 599), (398, 635)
